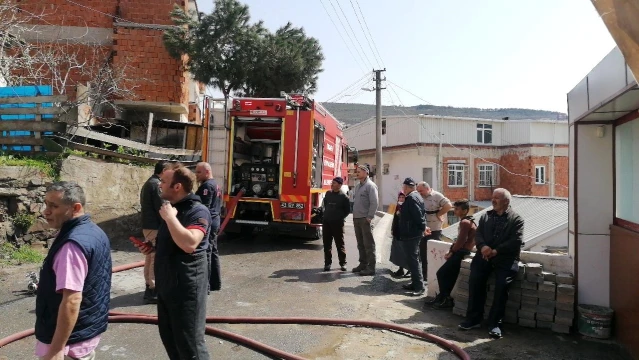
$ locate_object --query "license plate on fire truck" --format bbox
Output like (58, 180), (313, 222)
(281, 202), (304, 209)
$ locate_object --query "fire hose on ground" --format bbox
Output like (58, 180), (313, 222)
(0, 192), (471, 360)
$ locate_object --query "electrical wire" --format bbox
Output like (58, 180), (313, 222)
(326, 0), (374, 70)
(333, 0), (376, 69)
(354, 0), (385, 66)
(319, 0), (367, 73)
(349, 0), (384, 68)
(323, 72), (372, 102)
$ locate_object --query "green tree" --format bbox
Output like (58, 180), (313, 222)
(163, 0), (323, 99)
(240, 23), (324, 97)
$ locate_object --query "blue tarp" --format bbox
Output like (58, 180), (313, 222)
(0, 85), (54, 151)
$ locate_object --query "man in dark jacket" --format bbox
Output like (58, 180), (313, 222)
(35, 182), (111, 360)
(139, 160), (166, 304)
(398, 177), (427, 296)
(322, 177), (351, 271)
(195, 162), (222, 293)
(135, 163), (212, 359)
(458, 188), (524, 339)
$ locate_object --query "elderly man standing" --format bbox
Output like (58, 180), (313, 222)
(321, 176), (351, 271)
(35, 182), (111, 360)
(398, 177), (427, 296)
(416, 182), (452, 280)
(458, 188), (524, 339)
(351, 163), (379, 276)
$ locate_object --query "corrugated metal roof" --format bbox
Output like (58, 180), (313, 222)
(442, 196), (568, 247)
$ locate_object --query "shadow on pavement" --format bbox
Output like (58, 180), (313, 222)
(109, 291), (146, 309)
(338, 273), (418, 297)
(218, 233), (323, 255)
(269, 267), (359, 283)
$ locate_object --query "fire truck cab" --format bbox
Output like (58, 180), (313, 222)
(223, 93), (355, 239)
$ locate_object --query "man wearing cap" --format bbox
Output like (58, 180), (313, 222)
(351, 163), (379, 276)
(398, 177), (427, 296)
(321, 177), (351, 271)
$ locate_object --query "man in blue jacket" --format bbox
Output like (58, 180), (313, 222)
(35, 181), (112, 360)
(398, 177), (427, 296)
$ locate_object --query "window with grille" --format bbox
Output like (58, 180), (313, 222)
(535, 165), (546, 184)
(448, 164), (465, 186)
(478, 164), (496, 187)
(477, 124), (493, 144)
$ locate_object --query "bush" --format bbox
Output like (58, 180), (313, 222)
(11, 212), (36, 231)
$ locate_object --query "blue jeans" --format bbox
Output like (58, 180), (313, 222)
(401, 236), (424, 291)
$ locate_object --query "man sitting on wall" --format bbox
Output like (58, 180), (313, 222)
(426, 199), (476, 309)
(458, 188), (524, 339)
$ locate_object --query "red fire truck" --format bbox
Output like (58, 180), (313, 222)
(222, 94), (356, 239)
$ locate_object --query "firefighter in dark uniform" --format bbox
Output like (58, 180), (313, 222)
(195, 162), (222, 294)
(322, 177), (351, 271)
(135, 163), (211, 360)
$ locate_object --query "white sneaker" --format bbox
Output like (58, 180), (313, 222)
(488, 326), (502, 339)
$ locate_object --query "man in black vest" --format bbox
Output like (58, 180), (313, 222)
(194, 162), (222, 294)
(321, 177), (351, 271)
(136, 163), (211, 359)
(35, 181), (112, 360)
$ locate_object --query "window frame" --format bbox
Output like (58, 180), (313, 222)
(613, 115), (639, 232)
(476, 123), (493, 144)
(535, 165), (546, 185)
(478, 164), (496, 187)
(447, 164), (465, 187)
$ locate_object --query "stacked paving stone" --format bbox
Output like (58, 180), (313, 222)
(450, 257), (576, 334)
(452, 258), (472, 317)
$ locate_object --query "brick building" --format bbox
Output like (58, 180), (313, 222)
(10, 0), (204, 150)
(344, 115), (569, 207)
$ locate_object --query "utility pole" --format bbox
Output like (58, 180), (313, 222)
(374, 69), (386, 211)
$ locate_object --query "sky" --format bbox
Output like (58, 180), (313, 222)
(197, 0), (616, 113)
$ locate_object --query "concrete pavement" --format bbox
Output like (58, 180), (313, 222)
(0, 214), (633, 359)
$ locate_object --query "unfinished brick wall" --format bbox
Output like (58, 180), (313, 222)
(554, 156), (569, 198)
(112, 27), (187, 104)
(16, 0), (118, 28)
(118, 0), (185, 25)
(498, 150), (534, 196)
(13, 0), (192, 108)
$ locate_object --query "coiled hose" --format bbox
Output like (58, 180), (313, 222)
(0, 192), (471, 359)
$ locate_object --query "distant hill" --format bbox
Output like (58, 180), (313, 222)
(321, 102), (567, 126)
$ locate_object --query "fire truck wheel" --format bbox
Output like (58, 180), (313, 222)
(310, 227), (322, 240)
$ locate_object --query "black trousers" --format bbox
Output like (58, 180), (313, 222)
(436, 250), (469, 297)
(207, 227), (221, 292)
(322, 220), (346, 266)
(156, 251), (210, 360)
(465, 252), (518, 328)
(419, 230), (441, 280)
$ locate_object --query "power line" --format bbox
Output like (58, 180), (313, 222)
(324, 72), (371, 102)
(354, 0), (385, 66)
(319, 0), (366, 73)
(334, 0), (375, 69)
(64, 0), (176, 30)
(327, 0), (374, 70)
(349, 0), (384, 67)
(387, 80), (432, 105)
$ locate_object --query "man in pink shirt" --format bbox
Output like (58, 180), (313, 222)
(35, 182), (112, 360)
